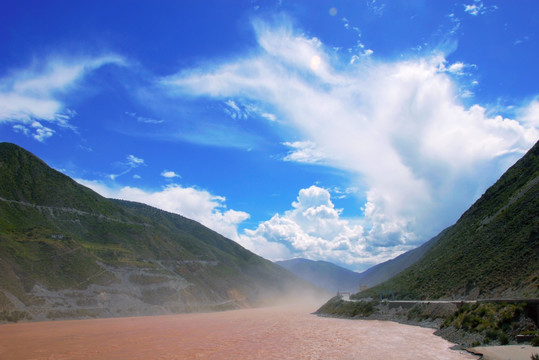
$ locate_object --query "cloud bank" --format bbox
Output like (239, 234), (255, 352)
(160, 19), (538, 268)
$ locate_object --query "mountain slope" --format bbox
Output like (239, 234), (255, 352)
(276, 232), (444, 294)
(356, 229), (445, 288)
(276, 258), (363, 293)
(277, 231), (442, 294)
(356, 141), (539, 300)
(0, 143), (325, 321)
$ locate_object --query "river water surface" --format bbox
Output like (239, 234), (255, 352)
(0, 305), (478, 359)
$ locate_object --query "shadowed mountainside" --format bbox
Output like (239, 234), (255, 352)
(0, 142), (327, 322)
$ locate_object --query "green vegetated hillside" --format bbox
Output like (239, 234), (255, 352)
(355, 229), (445, 288)
(356, 141), (539, 300)
(0, 143), (326, 322)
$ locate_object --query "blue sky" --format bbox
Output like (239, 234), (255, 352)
(1, 0), (537, 272)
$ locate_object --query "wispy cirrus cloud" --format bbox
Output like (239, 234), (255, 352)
(109, 154), (145, 180)
(159, 18), (538, 269)
(366, 0), (386, 17)
(0, 55), (124, 141)
(282, 141), (326, 164)
(13, 121), (55, 142)
(463, 0), (497, 16)
(222, 99), (278, 123)
(125, 111), (164, 124)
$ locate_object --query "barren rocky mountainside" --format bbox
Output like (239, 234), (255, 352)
(0, 143), (326, 322)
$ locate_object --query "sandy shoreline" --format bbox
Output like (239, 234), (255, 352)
(468, 345), (538, 360)
(0, 306), (478, 359)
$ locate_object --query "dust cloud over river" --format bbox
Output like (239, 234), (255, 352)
(0, 304), (477, 359)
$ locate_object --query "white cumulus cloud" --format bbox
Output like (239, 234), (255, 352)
(161, 170), (181, 178)
(160, 19), (538, 269)
(76, 179), (250, 242)
(239, 186), (371, 266)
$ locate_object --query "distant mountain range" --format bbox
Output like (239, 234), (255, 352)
(276, 233), (441, 294)
(276, 258), (363, 293)
(355, 230), (444, 288)
(356, 140), (539, 300)
(0, 142), (326, 322)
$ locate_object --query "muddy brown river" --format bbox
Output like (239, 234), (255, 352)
(0, 305), (478, 359)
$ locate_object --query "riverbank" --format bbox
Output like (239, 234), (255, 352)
(315, 297), (539, 350)
(468, 345), (538, 360)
